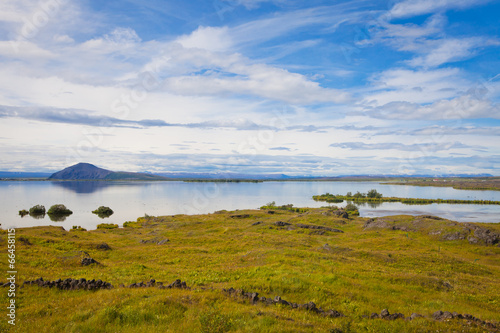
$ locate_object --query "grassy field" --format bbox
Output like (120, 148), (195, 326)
(1, 208), (499, 332)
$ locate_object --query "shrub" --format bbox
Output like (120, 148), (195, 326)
(92, 206), (114, 218)
(19, 209), (29, 217)
(47, 204), (73, 215)
(71, 226), (87, 231)
(367, 189), (383, 198)
(97, 223), (119, 229)
(29, 205), (46, 216)
(344, 202), (359, 214)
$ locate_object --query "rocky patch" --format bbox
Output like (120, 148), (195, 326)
(140, 238), (170, 245)
(296, 223), (344, 233)
(463, 223), (500, 246)
(96, 242), (111, 250)
(364, 217), (500, 246)
(368, 309), (405, 320)
(126, 279), (189, 290)
(366, 308), (498, 330)
(331, 210), (349, 219)
(433, 310), (498, 330)
(231, 214), (250, 219)
(81, 257), (99, 266)
(222, 287), (344, 318)
(274, 221), (291, 227)
(22, 277), (112, 290)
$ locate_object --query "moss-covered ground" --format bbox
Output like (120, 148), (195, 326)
(1, 208), (499, 332)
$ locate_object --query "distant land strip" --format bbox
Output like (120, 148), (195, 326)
(313, 194), (500, 205)
(382, 180), (500, 191)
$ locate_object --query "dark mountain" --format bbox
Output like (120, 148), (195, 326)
(48, 163), (169, 181)
(49, 163), (113, 180)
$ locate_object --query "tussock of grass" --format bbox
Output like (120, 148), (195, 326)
(1, 208), (499, 332)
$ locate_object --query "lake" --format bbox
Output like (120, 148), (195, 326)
(1, 180), (499, 230)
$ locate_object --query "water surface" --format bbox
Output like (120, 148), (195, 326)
(1, 180), (498, 230)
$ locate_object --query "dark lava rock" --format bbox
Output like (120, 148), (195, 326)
(231, 214), (250, 219)
(377, 309), (404, 320)
(324, 310), (344, 318)
(296, 223), (343, 233)
(420, 215), (443, 220)
(364, 219), (390, 229)
(433, 310), (454, 320)
(222, 287), (344, 318)
(81, 257), (99, 266)
(23, 277), (112, 290)
(332, 210), (349, 219)
(274, 221), (291, 227)
(167, 279), (189, 289)
(409, 313), (423, 320)
(370, 313), (379, 319)
(96, 242), (111, 250)
(252, 221), (263, 226)
(464, 224), (499, 246)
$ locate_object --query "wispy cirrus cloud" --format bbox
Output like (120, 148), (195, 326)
(329, 141), (483, 152)
(366, 95), (500, 120)
(389, 0), (492, 19)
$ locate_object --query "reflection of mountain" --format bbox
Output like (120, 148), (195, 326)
(51, 180), (149, 194)
(51, 181), (116, 194)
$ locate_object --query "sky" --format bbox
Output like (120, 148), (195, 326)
(0, 0), (499, 176)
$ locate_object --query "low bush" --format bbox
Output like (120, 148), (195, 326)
(92, 206), (114, 218)
(344, 202), (359, 215)
(97, 223), (119, 229)
(47, 204), (73, 215)
(29, 205), (46, 216)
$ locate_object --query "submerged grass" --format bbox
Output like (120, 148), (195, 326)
(1, 208), (499, 332)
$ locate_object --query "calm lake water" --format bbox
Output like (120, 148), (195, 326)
(1, 180), (499, 230)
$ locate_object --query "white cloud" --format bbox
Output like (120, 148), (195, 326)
(363, 67), (468, 105)
(389, 0), (491, 19)
(164, 61), (350, 104)
(329, 141), (480, 152)
(230, 5), (362, 47)
(408, 38), (497, 68)
(177, 26), (232, 52)
(0, 40), (54, 58)
(369, 95), (500, 120)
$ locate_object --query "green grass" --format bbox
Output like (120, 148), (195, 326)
(313, 193), (500, 205)
(1, 208), (499, 332)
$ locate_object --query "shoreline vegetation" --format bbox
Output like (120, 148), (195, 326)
(1, 207), (499, 332)
(313, 190), (500, 205)
(1, 174), (499, 191)
(381, 178), (500, 191)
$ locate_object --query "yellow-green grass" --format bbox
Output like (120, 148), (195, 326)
(1, 208), (499, 332)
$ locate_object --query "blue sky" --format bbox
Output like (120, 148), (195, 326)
(0, 0), (499, 175)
